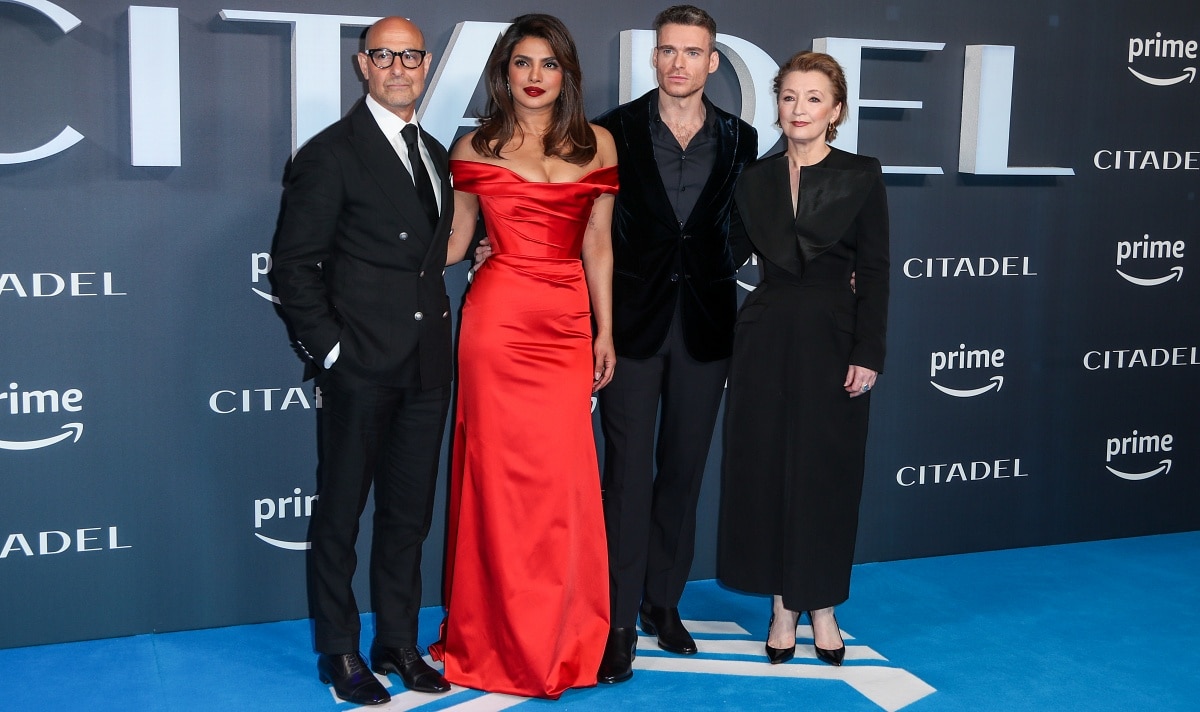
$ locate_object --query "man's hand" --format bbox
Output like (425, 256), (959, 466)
(466, 237), (492, 282)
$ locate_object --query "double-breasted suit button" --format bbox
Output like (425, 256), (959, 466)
(413, 311), (424, 321)
(398, 232), (409, 241)
(670, 273), (680, 282)
(419, 270), (425, 278)
(442, 311), (449, 318)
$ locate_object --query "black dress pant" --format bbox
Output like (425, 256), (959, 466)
(599, 312), (728, 627)
(308, 366), (450, 655)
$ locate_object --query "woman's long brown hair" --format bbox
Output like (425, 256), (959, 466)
(471, 14), (597, 166)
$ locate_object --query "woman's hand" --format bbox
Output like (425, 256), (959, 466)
(592, 335), (616, 392)
(844, 364), (878, 398)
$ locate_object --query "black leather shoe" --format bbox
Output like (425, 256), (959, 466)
(597, 627), (637, 684)
(765, 615), (796, 664)
(317, 652), (390, 705)
(370, 644), (451, 693)
(639, 603), (698, 655)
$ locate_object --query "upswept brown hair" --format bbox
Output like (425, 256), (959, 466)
(471, 14), (596, 166)
(653, 5), (717, 50)
(773, 51), (848, 141)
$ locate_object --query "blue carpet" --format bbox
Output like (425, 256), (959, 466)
(2, 532), (1196, 710)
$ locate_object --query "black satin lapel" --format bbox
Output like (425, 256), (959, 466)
(794, 165), (877, 262)
(740, 155), (803, 275)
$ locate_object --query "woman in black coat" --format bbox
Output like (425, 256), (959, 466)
(717, 50), (889, 666)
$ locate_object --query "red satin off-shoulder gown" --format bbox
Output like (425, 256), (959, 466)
(431, 160), (617, 699)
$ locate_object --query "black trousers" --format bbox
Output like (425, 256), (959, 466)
(307, 366), (450, 655)
(599, 312), (729, 627)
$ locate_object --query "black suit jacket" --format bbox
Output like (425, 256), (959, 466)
(594, 91), (757, 362)
(271, 99), (455, 389)
(734, 148), (889, 371)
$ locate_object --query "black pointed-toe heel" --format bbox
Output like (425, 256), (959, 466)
(810, 611), (845, 666)
(814, 644), (845, 666)
(764, 615), (796, 664)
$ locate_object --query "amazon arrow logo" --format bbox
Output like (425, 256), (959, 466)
(254, 533), (310, 550)
(1106, 459), (1172, 481)
(0, 423), (84, 451)
(930, 375), (1004, 398)
(1116, 265), (1183, 286)
(1127, 66), (1196, 86)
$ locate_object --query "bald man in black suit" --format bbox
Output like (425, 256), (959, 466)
(271, 16), (454, 706)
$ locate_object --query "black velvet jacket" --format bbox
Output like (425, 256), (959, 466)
(594, 91), (757, 362)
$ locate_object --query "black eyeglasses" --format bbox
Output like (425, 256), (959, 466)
(365, 48), (428, 70)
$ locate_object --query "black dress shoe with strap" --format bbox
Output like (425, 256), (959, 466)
(317, 652), (391, 705)
(597, 626), (637, 684)
(370, 644), (451, 693)
(639, 603), (698, 655)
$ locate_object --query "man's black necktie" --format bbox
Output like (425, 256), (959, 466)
(400, 124), (439, 229)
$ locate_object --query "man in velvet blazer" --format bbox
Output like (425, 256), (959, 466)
(592, 5), (757, 684)
(270, 17), (452, 706)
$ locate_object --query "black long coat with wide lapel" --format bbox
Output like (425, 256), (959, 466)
(733, 147), (889, 371)
(718, 146), (890, 610)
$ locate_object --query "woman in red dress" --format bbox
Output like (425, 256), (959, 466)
(437, 14), (617, 699)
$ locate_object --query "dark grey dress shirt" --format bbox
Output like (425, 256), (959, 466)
(650, 100), (718, 225)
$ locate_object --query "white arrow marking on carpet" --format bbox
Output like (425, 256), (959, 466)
(423, 690), (526, 711)
(370, 684), (523, 711)
(675, 619), (749, 635)
(366, 684), (469, 710)
(634, 656), (935, 712)
(348, 622), (936, 711)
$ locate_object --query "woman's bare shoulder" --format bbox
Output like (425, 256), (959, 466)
(450, 130), (485, 160)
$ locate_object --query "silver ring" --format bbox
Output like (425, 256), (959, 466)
(861, 384), (871, 392)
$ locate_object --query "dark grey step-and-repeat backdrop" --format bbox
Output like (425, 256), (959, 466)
(2, 0), (1197, 649)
